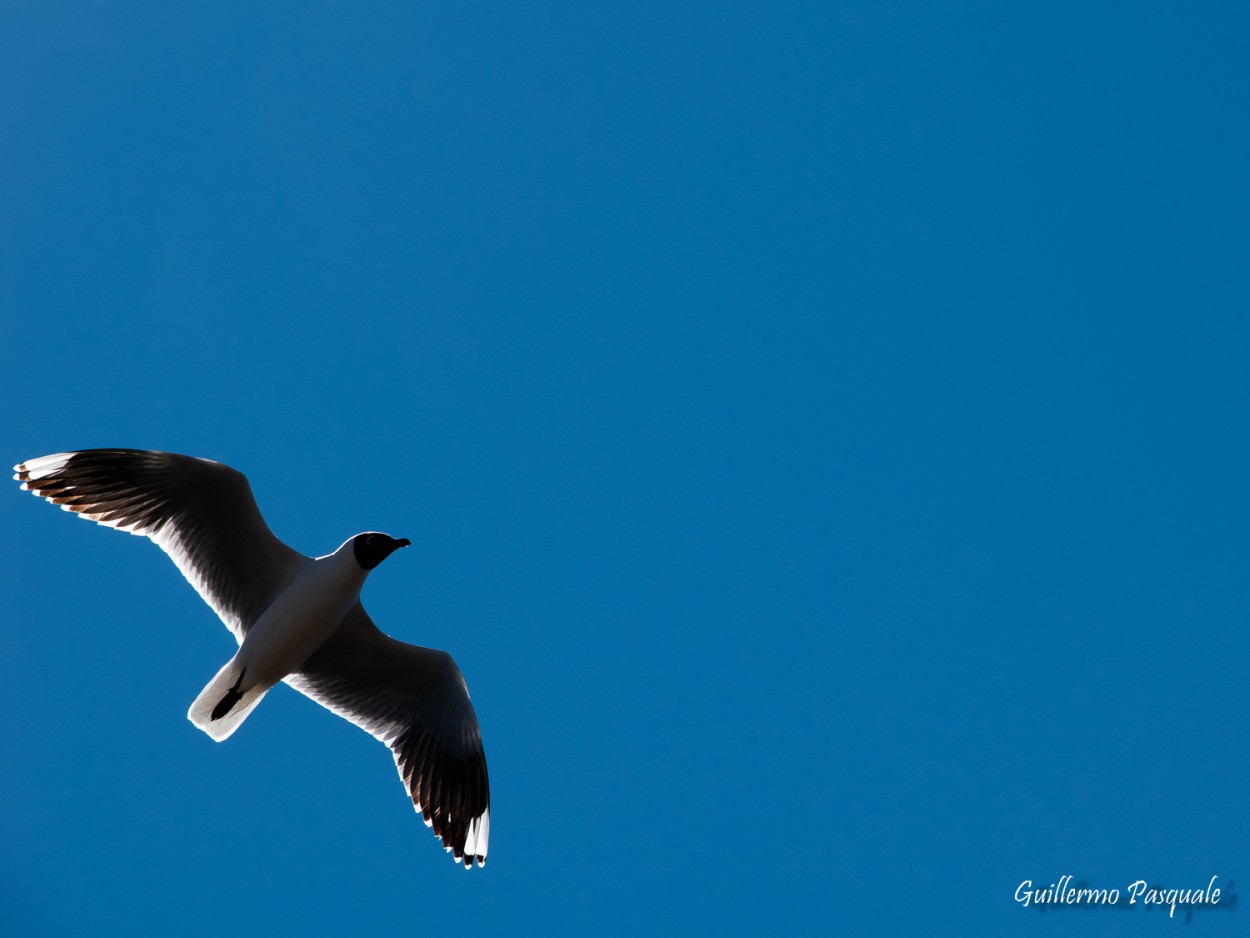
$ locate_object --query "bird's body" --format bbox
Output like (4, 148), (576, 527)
(188, 537), (374, 741)
(232, 541), (360, 689)
(14, 449), (489, 868)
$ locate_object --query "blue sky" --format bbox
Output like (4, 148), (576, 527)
(2, 2), (1247, 935)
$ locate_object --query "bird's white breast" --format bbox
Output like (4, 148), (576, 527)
(237, 547), (366, 684)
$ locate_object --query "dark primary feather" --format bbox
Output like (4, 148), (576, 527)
(288, 604), (491, 867)
(14, 449), (305, 638)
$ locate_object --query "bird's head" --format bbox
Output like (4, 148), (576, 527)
(351, 532), (412, 570)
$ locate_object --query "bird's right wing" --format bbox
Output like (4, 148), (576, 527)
(285, 603), (491, 868)
(15, 449), (308, 640)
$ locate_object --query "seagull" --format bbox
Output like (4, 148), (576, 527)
(14, 449), (489, 868)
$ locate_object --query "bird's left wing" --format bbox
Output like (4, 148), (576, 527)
(14, 449), (308, 640)
(285, 603), (491, 868)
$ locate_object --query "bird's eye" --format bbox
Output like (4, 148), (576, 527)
(367, 535), (378, 545)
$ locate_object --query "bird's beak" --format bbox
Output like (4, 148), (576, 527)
(395, 538), (412, 549)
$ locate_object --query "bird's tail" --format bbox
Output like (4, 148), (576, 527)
(188, 656), (271, 742)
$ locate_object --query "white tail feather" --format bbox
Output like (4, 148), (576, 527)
(188, 656), (271, 742)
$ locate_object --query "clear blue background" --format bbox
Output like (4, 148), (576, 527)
(3, 3), (1247, 935)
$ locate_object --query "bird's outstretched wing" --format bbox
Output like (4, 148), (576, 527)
(14, 449), (308, 640)
(286, 603), (491, 868)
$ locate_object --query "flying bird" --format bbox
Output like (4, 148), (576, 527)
(14, 449), (489, 868)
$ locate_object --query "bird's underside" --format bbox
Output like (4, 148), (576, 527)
(14, 448), (490, 868)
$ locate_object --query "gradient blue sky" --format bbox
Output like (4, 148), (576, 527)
(3, 3), (1247, 935)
